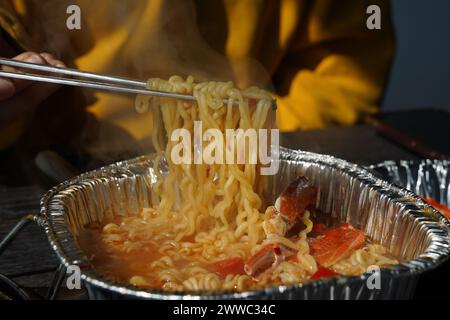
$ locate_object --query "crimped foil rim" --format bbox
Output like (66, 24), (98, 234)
(368, 159), (450, 220)
(40, 147), (450, 299)
(370, 159), (450, 169)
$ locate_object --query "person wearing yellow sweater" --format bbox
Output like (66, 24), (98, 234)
(0, 0), (394, 161)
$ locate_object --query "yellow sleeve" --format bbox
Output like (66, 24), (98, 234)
(276, 0), (394, 131)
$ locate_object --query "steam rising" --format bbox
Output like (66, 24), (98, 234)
(16, 0), (275, 168)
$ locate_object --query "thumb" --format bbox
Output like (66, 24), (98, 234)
(0, 52), (45, 101)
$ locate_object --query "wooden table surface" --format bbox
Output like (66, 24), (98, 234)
(0, 125), (427, 299)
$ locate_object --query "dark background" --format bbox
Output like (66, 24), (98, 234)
(384, 0), (450, 112)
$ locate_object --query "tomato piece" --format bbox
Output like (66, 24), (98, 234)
(311, 267), (338, 280)
(213, 257), (245, 278)
(310, 225), (365, 267)
(425, 198), (450, 219)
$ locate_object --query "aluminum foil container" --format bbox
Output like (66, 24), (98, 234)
(40, 148), (450, 300)
(368, 160), (450, 299)
(369, 160), (450, 208)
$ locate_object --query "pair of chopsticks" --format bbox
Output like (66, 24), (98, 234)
(0, 57), (196, 102)
(0, 57), (276, 109)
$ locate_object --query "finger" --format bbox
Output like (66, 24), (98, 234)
(2, 51), (47, 72)
(40, 52), (66, 68)
(0, 51), (61, 120)
(15, 52), (61, 95)
(0, 52), (39, 99)
(1, 52), (48, 94)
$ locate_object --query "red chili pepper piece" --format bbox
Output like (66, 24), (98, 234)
(213, 257), (245, 278)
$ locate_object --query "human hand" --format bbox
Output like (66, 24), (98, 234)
(0, 52), (65, 126)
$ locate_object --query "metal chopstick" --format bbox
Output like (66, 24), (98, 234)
(0, 57), (146, 87)
(0, 57), (277, 109)
(0, 57), (197, 102)
(0, 70), (197, 101)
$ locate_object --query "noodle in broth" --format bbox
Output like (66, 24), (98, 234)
(78, 76), (398, 292)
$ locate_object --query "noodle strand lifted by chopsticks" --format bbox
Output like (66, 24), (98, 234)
(117, 76), (275, 290)
(142, 76), (272, 245)
(84, 76), (398, 292)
